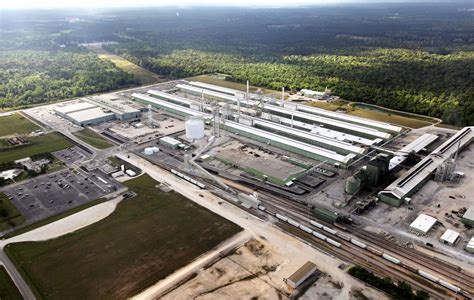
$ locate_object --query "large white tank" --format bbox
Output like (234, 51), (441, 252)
(185, 116), (205, 140)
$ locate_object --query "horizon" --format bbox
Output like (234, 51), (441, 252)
(0, 0), (466, 10)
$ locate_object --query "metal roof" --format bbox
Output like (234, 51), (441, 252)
(292, 103), (403, 133)
(159, 136), (181, 146)
(179, 83), (391, 140)
(463, 206), (474, 221)
(467, 237), (474, 251)
(54, 102), (97, 115)
(148, 89), (195, 107)
(188, 81), (239, 96)
(88, 95), (140, 114)
(440, 229), (460, 244)
(263, 105), (392, 140)
(287, 261), (317, 287)
(132, 93), (206, 118)
(379, 127), (473, 200)
(224, 121), (356, 164)
(389, 133), (438, 170)
(253, 119), (366, 155)
(278, 118), (379, 146)
(409, 214), (437, 234)
(66, 107), (115, 123)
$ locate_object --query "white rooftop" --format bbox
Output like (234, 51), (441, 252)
(67, 107), (115, 123)
(389, 133), (438, 170)
(54, 102), (97, 115)
(409, 214), (437, 234)
(148, 89), (195, 106)
(463, 206), (474, 221)
(440, 229), (460, 245)
(159, 136), (181, 146)
(467, 237), (474, 251)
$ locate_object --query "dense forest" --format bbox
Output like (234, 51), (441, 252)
(0, 50), (139, 108)
(1, 3), (473, 124)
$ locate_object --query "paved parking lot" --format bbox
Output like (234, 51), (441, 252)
(1, 169), (122, 224)
(53, 147), (89, 166)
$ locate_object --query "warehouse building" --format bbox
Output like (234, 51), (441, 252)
(53, 101), (116, 126)
(159, 136), (181, 149)
(65, 107), (116, 126)
(462, 206), (474, 226)
(286, 261), (318, 289)
(440, 229), (460, 246)
(409, 214), (437, 235)
(54, 102), (97, 118)
(378, 126), (474, 206)
(88, 94), (141, 121)
(466, 237), (474, 254)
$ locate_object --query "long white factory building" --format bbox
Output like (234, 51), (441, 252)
(176, 83), (394, 140)
(132, 92), (357, 166)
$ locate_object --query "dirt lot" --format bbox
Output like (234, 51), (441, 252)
(162, 239), (388, 300)
(5, 174), (241, 300)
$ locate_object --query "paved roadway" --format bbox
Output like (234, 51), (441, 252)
(0, 250), (35, 299)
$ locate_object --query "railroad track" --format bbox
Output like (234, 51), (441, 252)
(135, 155), (472, 298)
(352, 229), (474, 292)
(277, 222), (458, 300)
(256, 194), (472, 298)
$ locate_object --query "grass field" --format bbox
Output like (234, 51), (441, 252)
(0, 193), (25, 232)
(0, 113), (39, 137)
(85, 45), (163, 85)
(72, 128), (113, 149)
(187, 75), (283, 98)
(0, 133), (72, 164)
(5, 174), (241, 299)
(0, 266), (23, 300)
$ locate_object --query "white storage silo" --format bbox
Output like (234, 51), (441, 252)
(185, 116), (205, 140)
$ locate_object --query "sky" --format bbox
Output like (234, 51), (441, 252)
(0, 0), (446, 9)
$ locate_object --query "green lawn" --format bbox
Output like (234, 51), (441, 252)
(0, 193), (25, 232)
(5, 174), (241, 299)
(0, 133), (72, 164)
(0, 113), (39, 137)
(0, 266), (23, 300)
(72, 128), (113, 149)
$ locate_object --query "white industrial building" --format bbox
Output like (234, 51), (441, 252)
(389, 133), (439, 170)
(409, 214), (437, 235)
(53, 95), (141, 126)
(53, 102), (116, 126)
(379, 126), (474, 206)
(466, 237), (474, 254)
(440, 229), (460, 246)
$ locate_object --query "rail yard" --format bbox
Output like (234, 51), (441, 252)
(0, 77), (473, 299)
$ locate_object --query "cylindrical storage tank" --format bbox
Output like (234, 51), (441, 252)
(345, 175), (362, 194)
(185, 116), (205, 140)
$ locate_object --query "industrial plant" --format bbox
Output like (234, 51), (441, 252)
(3, 77), (473, 299)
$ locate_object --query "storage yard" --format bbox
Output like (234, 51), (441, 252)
(1, 77), (473, 300)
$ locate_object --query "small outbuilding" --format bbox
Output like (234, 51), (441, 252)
(440, 229), (460, 246)
(462, 206), (474, 227)
(466, 237), (474, 254)
(409, 214), (437, 235)
(286, 261), (317, 289)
